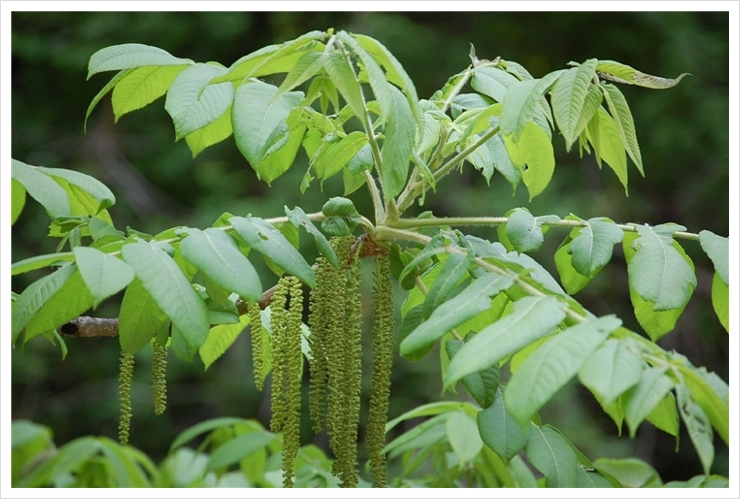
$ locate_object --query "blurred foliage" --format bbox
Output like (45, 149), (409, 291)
(11, 11), (728, 482)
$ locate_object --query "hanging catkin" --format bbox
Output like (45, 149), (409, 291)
(151, 340), (167, 415)
(269, 278), (289, 434)
(307, 256), (333, 433)
(248, 301), (265, 391)
(367, 254), (395, 487)
(118, 351), (135, 445)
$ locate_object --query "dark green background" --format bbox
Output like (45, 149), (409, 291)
(11, 11), (729, 483)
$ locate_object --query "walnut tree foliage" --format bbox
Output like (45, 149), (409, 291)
(10, 29), (729, 488)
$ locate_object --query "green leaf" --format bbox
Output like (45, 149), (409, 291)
(206, 432), (275, 472)
(88, 43), (192, 78)
(676, 385), (714, 475)
(569, 218), (624, 276)
(505, 316), (620, 424)
(385, 401), (474, 433)
(111, 65), (188, 121)
(578, 338), (644, 406)
(627, 225), (696, 311)
(551, 59), (598, 148)
(118, 278), (169, 354)
(11, 179), (26, 225)
(446, 337), (500, 408)
(646, 391), (679, 437)
(11, 252), (76, 276)
(400, 273), (514, 358)
(183, 105), (233, 157)
(37, 166), (116, 213)
(398, 234), (446, 283)
(471, 66), (519, 102)
(85, 69), (133, 132)
(199, 314), (251, 370)
(11, 159), (70, 219)
(505, 208), (544, 253)
(602, 83), (643, 175)
(179, 228), (262, 302)
(12, 264), (76, 342)
(286, 206), (338, 268)
(477, 387), (530, 463)
(445, 296), (566, 388)
(169, 417), (248, 452)
(320, 196), (361, 237)
(587, 106), (628, 192)
(398, 306), (433, 362)
(500, 70), (564, 141)
(275, 51), (326, 98)
(384, 414), (448, 458)
(699, 230), (729, 285)
(164, 64), (234, 140)
(313, 131), (368, 180)
(73, 246), (135, 308)
(526, 425), (578, 487)
(554, 234), (593, 294)
(122, 240), (209, 351)
(503, 121), (555, 200)
(423, 251), (473, 318)
(623, 366), (675, 437)
(593, 457), (661, 488)
(322, 51), (366, 122)
(575, 467), (614, 488)
(446, 411), (483, 465)
(229, 216), (315, 288)
(711, 273), (729, 332)
(232, 80), (305, 183)
(24, 269), (94, 341)
(678, 365), (729, 445)
(381, 85), (416, 199)
(596, 60), (690, 89)
(337, 31), (394, 119)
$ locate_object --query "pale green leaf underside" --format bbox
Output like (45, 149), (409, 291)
(596, 59), (690, 89)
(623, 366), (674, 437)
(423, 251), (472, 318)
(500, 69), (564, 141)
(88, 43), (192, 79)
(445, 296), (566, 388)
(11, 159), (70, 219)
(11, 252), (76, 276)
(676, 385), (714, 475)
(24, 270), (94, 341)
(446, 411), (483, 464)
(568, 218), (624, 276)
(505, 208), (543, 253)
(526, 424), (578, 487)
(602, 83), (643, 175)
(551, 59), (597, 148)
(699, 230), (729, 285)
(74, 246), (135, 308)
(578, 338), (644, 406)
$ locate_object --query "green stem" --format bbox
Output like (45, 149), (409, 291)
(441, 69), (473, 114)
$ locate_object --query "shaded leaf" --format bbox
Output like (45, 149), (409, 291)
(578, 338), (644, 406)
(526, 424), (578, 487)
(551, 59), (598, 147)
(623, 366), (674, 437)
(11, 178), (26, 225)
(505, 208), (543, 253)
(118, 278), (169, 354)
(446, 411), (483, 465)
(206, 432), (275, 472)
(320, 196), (361, 237)
(593, 457), (661, 488)
(586, 107), (628, 192)
(477, 387), (529, 463)
(381, 85), (416, 199)
(676, 385), (714, 475)
(423, 252), (473, 318)
(85, 69), (133, 132)
(286, 206), (338, 268)
(446, 337), (500, 408)
(322, 52), (366, 122)
(500, 70), (564, 141)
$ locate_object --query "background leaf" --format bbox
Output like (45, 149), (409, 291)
(526, 425), (578, 487)
(477, 387), (529, 463)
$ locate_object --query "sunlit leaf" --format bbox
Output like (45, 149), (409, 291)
(578, 338), (644, 406)
(24, 269), (94, 341)
(87, 43), (192, 78)
(586, 107), (628, 192)
(503, 121), (555, 201)
(500, 70), (564, 141)
(38, 166), (116, 214)
(11, 160), (70, 219)
(711, 273), (729, 332)
(12, 264), (76, 342)
(74, 246), (135, 308)
(112, 64), (188, 121)
(602, 83), (643, 175)
(184, 106), (233, 157)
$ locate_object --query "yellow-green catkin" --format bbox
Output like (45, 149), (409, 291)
(307, 256), (334, 434)
(248, 301), (265, 391)
(324, 235), (362, 488)
(269, 277), (290, 434)
(118, 351), (135, 445)
(151, 341), (167, 415)
(367, 255), (395, 487)
(281, 276), (304, 488)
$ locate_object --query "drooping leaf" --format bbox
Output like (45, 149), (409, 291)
(164, 64), (234, 140)
(678, 365), (729, 445)
(24, 269), (94, 342)
(676, 385), (714, 475)
(183, 106), (233, 157)
(645, 391), (679, 437)
(11, 178), (26, 225)
(699, 230), (729, 285)
(11, 252), (76, 276)
(446, 337), (500, 408)
(398, 305), (433, 362)
(505, 208), (544, 253)
(596, 59), (690, 89)
(87, 43), (192, 79)
(38, 167), (116, 214)
(199, 314), (251, 370)
(446, 411), (483, 465)
(313, 131), (368, 180)
(179, 228), (262, 302)
(505, 316), (620, 424)
(12, 264), (76, 342)
(275, 51), (326, 99)
(568, 218), (624, 276)
(111, 65), (188, 121)
(471, 66), (519, 103)
(381, 85), (416, 199)
(626, 225), (696, 311)
(551, 59), (598, 148)
(503, 121), (555, 201)
(118, 279), (167, 353)
(500, 70), (565, 141)
(711, 273), (729, 332)
(286, 206), (338, 268)
(445, 296), (566, 388)
(73, 246), (135, 308)
(11, 160), (70, 219)
(423, 252), (473, 318)
(400, 273), (515, 358)
(593, 457), (661, 488)
(85, 69), (133, 132)
(623, 366), (675, 437)
(232, 81), (305, 183)
(337, 31), (394, 119)
(601, 83), (643, 175)
(554, 234), (593, 294)
(122, 240), (209, 352)
(322, 51), (366, 122)
(526, 424), (578, 488)
(578, 338), (644, 406)
(398, 234), (447, 283)
(320, 196), (361, 237)
(477, 387), (529, 463)
(229, 216), (315, 288)
(586, 107), (628, 192)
